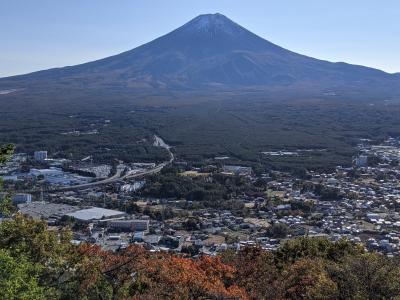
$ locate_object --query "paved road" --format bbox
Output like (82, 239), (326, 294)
(53, 165), (125, 192)
(47, 136), (174, 192)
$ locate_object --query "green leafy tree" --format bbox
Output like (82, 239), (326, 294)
(0, 144), (14, 164)
(0, 214), (74, 296)
(0, 249), (47, 300)
(0, 145), (16, 217)
(328, 253), (400, 299)
(267, 222), (291, 239)
(0, 195), (15, 217)
(275, 237), (364, 266)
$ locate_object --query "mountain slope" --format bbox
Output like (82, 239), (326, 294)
(1, 13), (399, 96)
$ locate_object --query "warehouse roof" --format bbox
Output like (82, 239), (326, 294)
(66, 207), (125, 221)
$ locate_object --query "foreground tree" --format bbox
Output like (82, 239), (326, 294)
(275, 237), (364, 266)
(222, 246), (282, 299)
(282, 258), (338, 300)
(328, 253), (400, 299)
(0, 249), (48, 300)
(134, 254), (246, 299)
(0, 144), (14, 164)
(0, 144), (15, 217)
(0, 194), (15, 217)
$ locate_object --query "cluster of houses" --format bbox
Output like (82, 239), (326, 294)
(2, 138), (400, 256)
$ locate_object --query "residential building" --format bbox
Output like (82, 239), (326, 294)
(34, 151), (48, 162)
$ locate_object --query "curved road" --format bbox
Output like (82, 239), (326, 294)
(36, 136), (174, 193)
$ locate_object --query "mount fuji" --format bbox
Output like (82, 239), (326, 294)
(1, 13), (399, 97)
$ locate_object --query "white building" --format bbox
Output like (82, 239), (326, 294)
(108, 219), (149, 232)
(34, 151), (48, 162)
(66, 207), (126, 223)
(355, 155), (368, 167)
(12, 193), (32, 204)
(222, 165), (253, 176)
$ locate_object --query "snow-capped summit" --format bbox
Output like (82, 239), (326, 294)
(179, 13), (246, 36)
(1, 13), (399, 96)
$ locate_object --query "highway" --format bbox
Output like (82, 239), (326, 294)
(38, 136), (174, 193)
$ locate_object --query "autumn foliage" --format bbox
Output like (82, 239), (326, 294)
(2, 215), (400, 299)
(57, 240), (247, 299)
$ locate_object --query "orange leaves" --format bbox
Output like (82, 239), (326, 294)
(70, 239), (400, 300)
(73, 244), (248, 299)
(6, 215), (400, 299)
(223, 246), (282, 299)
(136, 254), (247, 299)
(282, 258), (338, 300)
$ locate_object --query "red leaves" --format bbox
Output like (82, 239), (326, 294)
(73, 244), (247, 299)
(135, 254), (247, 299)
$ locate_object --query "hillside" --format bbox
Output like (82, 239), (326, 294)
(1, 14), (400, 170)
(1, 13), (399, 97)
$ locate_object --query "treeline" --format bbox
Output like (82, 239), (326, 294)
(141, 167), (256, 201)
(139, 169), (259, 216)
(1, 215), (400, 299)
(61, 166), (96, 178)
(222, 238), (400, 299)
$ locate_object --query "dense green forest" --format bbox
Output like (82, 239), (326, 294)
(1, 88), (400, 170)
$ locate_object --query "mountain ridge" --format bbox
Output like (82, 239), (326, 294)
(1, 13), (399, 97)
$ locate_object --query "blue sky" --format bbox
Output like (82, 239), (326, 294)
(1, 0), (399, 77)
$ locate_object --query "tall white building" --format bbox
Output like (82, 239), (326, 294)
(34, 151), (47, 162)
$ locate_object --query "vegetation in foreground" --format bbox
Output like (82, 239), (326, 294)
(0, 214), (400, 299)
(2, 140), (400, 299)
